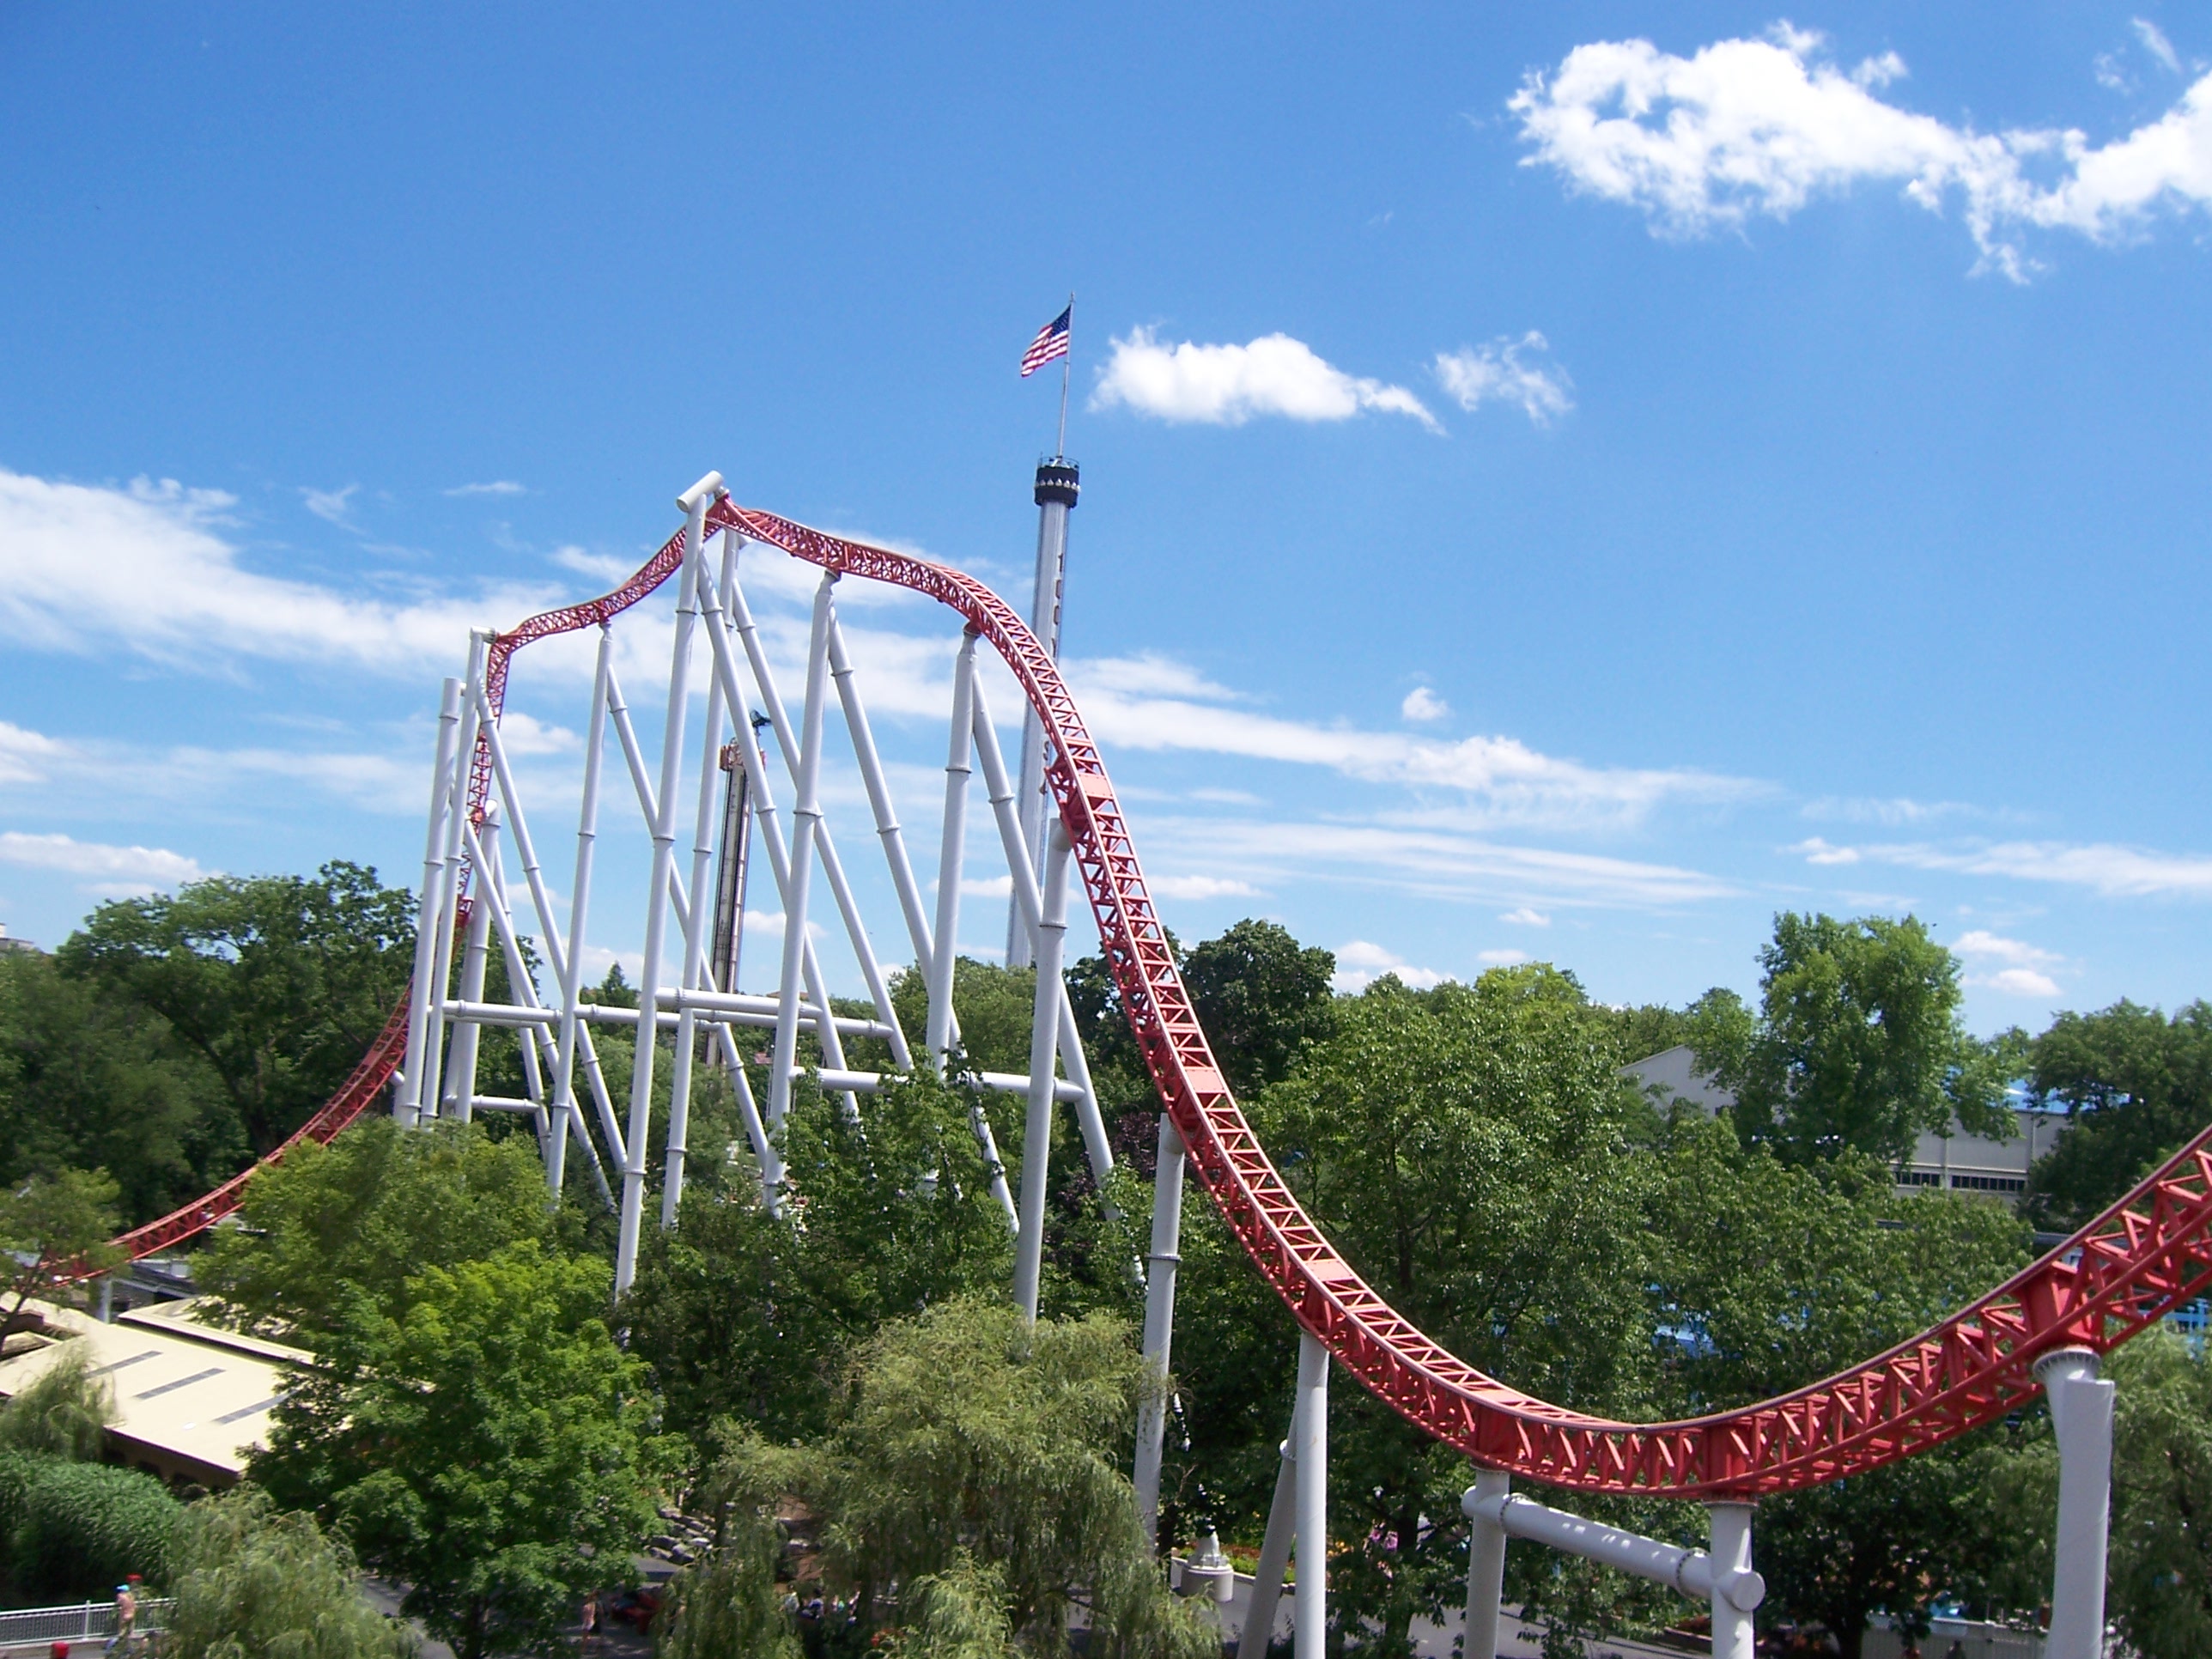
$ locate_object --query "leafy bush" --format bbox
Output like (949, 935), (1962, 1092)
(167, 1486), (416, 1659)
(0, 1346), (117, 1461)
(653, 1507), (795, 1659)
(9, 1456), (180, 1600)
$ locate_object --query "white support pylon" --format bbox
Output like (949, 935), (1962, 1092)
(927, 630), (981, 1073)
(1013, 822), (1071, 1322)
(400, 678), (463, 1124)
(1293, 1331), (1329, 1659)
(1462, 1471), (1510, 1659)
(2037, 1346), (2115, 1659)
(1133, 1113), (1186, 1547)
(767, 573), (836, 1133)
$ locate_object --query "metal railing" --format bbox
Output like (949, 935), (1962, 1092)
(0, 1600), (172, 1653)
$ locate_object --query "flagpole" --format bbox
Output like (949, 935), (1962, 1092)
(1054, 294), (1073, 460)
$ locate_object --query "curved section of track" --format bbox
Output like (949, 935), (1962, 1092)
(98, 499), (2212, 1499)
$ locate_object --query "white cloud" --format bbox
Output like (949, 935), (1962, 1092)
(446, 481), (526, 498)
(1432, 334), (1575, 424)
(1333, 939), (1449, 993)
(1500, 906), (1552, 927)
(0, 470), (564, 676)
(0, 831), (209, 896)
(1065, 653), (1757, 831)
(553, 546), (637, 584)
(1510, 26), (2212, 277)
(301, 484), (359, 526)
(1146, 874), (1261, 902)
(1401, 685), (1450, 722)
(1479, 947), (1531, 965)
(1954, 928), (2062, 968)
(1972, 966), (2062, 998)
(2135, 18), (2182, 76)
(1092, 328), (1440, 431)
(1801, 795), (1978, 826)
(1791, 835), (2212, 896)
(0, 722), (68, 785)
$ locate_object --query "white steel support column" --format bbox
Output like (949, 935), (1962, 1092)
(969, 686), (1115, 1190)
(1293, 1331), (1329, 1659)
(1013, 823), (1071, 1322)
(422, 634), (488, 1121)
(829, 615), (935, 974)
(553, 626), (616, 1196)
(1462, 1472), (1510, 1659)
(664, 531), (740, 1228)
(443, 809), (499, 1122)
(616, 476), (717, 1297)
(927, 631), (981, 1071)
(1239, 1434), (1298, 1659)
(1706, 1504), (1756, 1659)
(2037, 1346), (2115, 1659)
(1133, 1114), (1186, 1547)
(402, 678), (464, 1123)
(767, 574), (837, 1130)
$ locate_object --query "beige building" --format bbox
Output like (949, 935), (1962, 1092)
(0, 1297), (307, 1489)
(1625, 1044), (2067, 1205)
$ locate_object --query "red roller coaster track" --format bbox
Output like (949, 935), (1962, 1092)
(92, 500), (2212, 1499)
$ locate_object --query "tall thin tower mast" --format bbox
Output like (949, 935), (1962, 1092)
(1006, 455), (1078, 968)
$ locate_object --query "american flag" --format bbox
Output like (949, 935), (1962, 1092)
(1020, 305), (1072, 377)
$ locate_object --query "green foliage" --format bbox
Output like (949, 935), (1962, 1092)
(653, 1504), (796, 1659)
(2024, 1000), (2212, 1229)
(166, 1485), (417, 1659)
(58, 861), (415, 1156)
(713, 1296), (1212, 1659)
(0, 949), (215, 1224)
(1713, 912), (2014, 1165)
(199, 1117), (556, 1344)
(0, 1167), (125, 1334)
(884, 958), (1038, 1077)
(6, 1455), (181, 1601)
(625, 1069), (1017, 1452)
(0, 1345), (116, 1461)
(2104, 1329), (2212, 1658)
(893, 1553), (1016, 1659)
(253, 1242), (668, 1659)
(1180, 920), (1335, 1097)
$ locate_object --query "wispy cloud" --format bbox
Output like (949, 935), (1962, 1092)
(0, 722), (69, 785)
(1511, 24), (2212, 277)
(1500, 906), (1552, 927)
(1954, 928), (2063, 996)
(0, 470), (564, 677)
(1147, 873), (1261, 901)
(1791, 835), (2212, 897)
(446, 480), (526, 498)
(2135, 17), (2183, 76)
(1801, 795), (1981, 826)
(1092, 328), (1440, 431)
(1432, 333), (1575, 424)
(0, 830), (209, 896)
(301, 484), (359, 526)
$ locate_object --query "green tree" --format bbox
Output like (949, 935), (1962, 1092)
(2024, 1000), (2212, 1229)
(885, 957), (1038, 1076)
(653, 1503), (797, 1659)
(714, 1296), (1213, 1659)
(253, 1243), (668, 1659)
(5, 1456), (181, 1600)
(0, 950), (216, 1224)
(625, 1070), (1017, 1453)
(0, 1168), (125, 1336)
(166, 1486), (418, 1659)
(1713, 913), (2014, 1166)
(2104, 1328), (2212, 1658)
(1180, 920), (1335, 1097)
(0, 1345), (116, 1461)
(199, 1117), (556, 1344)
(59, 862), (415, 1156)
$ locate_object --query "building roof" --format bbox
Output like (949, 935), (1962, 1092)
(0, 1297), (309, 1486)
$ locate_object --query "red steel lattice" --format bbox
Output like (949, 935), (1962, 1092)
(91, 498), (2212, 1500)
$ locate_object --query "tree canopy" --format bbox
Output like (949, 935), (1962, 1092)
(2024, 999), (2212, 1228)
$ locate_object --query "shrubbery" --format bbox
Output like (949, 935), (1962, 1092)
(5, 1455), (180, 1601)
(166, 1486), (416, 1659)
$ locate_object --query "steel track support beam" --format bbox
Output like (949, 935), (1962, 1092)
(927, 630), (981, 1073)
(1133, 1113), (1186, 1547)
(443, 808), (499, 1122)
(1013, 822), (1071, 1322)
(2036, 1346), (2114, 1659)
(767, 573), (837, 1132)
(400, 677), (464, 1123)
(616, 477), (715, 1297)
(1293, 1331), (1329, 1659)
(1461, 1471), (1510, 1659)
(553, 626), (616, 1194)
(1238, 1431), (1298, 1659)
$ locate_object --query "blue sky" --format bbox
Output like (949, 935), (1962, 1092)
(3, 3), (2210, 1036)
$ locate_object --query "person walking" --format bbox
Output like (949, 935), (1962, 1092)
(104, 1584), (137, 1655)
(579, 1592), (600, 1652)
